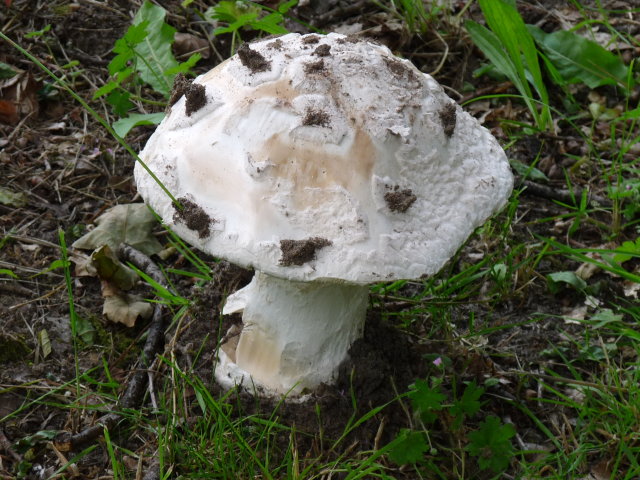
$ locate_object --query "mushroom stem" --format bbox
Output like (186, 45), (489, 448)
(215, 271), (369, 395)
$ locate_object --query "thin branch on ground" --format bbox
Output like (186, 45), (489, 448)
(55, 244), (169, 450)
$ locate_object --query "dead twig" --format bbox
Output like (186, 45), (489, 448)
(518, 178), (612, 209)
(55, 244), (169, 450)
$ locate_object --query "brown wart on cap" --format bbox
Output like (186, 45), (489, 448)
(439, 103), (457, 139)
(301, 34), (320, 44)
(173, 197), (213, 238)
(167, 73), (191, 114)
(302, 108), (330, 127)
(313, 44), (331, 57)
(280, 237), (331, 266)
(304, 59), (325, 74)
(237, 43), (271, 73)
(384, 185), (417, 213)
(267, 38), (283, 50)
(185, 83), (207, 116)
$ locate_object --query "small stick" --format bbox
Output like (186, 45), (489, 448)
(55, 244), (169, 450)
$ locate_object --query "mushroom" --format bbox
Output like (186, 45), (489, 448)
(134, 33), (513, 396)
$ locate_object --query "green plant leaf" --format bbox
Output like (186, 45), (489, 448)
(409, 379), (446, 423)
(113, 112), (165, 138)
(466, 416), (516, 472)
(451, 381), (484, 427)
(0, 62), (17, 79)
(528, 25), (632, 90)
(131, 1), (179, 96)
(546, 271), (587, 294)
(387, 429), (429, 465)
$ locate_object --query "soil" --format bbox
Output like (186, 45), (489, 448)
(1, 0), (639, 478)
(279, 237), (332, 266)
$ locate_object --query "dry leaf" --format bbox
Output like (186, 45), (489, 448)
(73, 203), (163, 256)
(0, 67), (40, 125)
(103, 293), (153, 327)
(91, 244), (138, 290)
(174, 32), (210, 59)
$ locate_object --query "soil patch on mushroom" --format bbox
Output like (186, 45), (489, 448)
(237, 43), (271, 73)
(279, 237), (331, 266)
(384, 186), (417, 213)
(313, 44), (331, 57)
(173, 197), (213, 238)
(439, 102), (457, 138)
(302, 108), (330, 127)
(184, 82), (207, 116)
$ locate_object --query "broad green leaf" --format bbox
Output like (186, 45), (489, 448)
(546, 271), (587, 294)
(387, 430), (428, 465)
(528, 25), (632, 90)
(132, 1), (179, 96)
(409, 379), (446, 423)
(451, 381), (484, 427)
(612, 238), (640, 264)
(0, 62), (17, 79)
(113, 112), (164, 138)
(466, 416), (515, 472)
(509, 159), (549, 182)
(590, 309), (623, 328)
(72, 203), (164, 256)
(106, 90), (134, 117)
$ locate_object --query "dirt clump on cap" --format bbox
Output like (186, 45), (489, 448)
(313, 44), (331, 56)
(304, 59), (325, 74)
(384, 186), (417, 213)
(280, 237), (331, 266)
(184, 83), (207, 116)
(173, 197), (213, 238)
(302, 108), (330, 127)
(440, 103), (457, 138)
(237, 43), (271, 73)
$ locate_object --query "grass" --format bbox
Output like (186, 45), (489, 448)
(1, 0), (639, 478)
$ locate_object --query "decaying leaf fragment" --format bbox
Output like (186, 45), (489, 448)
(72, 203), (163, 256)
(102, 292), (153, 327)
(0, 65), (40, 125)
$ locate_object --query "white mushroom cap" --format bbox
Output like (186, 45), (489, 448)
(135, 33), (513, 284)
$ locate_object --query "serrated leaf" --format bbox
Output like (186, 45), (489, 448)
(103, 293), (153, 327)
(451, 381), (484, 428)
(466, 416), (516, 472)
(528, 25), (632, 90)
(388, 429), (428, 465)
(72, 203), (163, 256)
(409, 379), (446, 423)
(131, 1), (178, 96)
(113, 112), (165, 138)
(106, 90), (135, 117)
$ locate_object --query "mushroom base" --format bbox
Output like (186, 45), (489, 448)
(215, 271), (369, 396)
